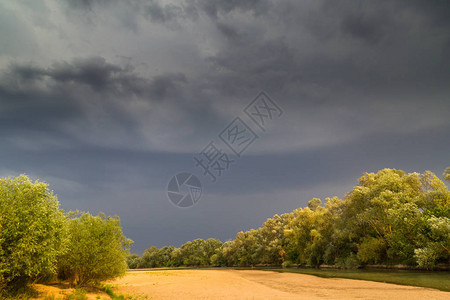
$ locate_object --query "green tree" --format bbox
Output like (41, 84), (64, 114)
(0, 175), (67, 293)
(211, 241), (235, 267)
(288, 199), (335, 266)
(126, 254), (142, 269)
(177, 239), (222, 266)
(141, 246), (159, 268)
(140, 245), (176, 268)
(229, 230), (261, 266)
(158, 245), (176, 267)
(414, 216), (450, 268)
(58, 212), (132, 286)
(132, 168), (449, 269)
(338, 169), (449, 266)
(203, 239), (223, 265)
(259, 213), (292, 265)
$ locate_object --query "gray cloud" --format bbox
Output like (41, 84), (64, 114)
(1, 0), (449, 253)
(340, 13), (387, 44)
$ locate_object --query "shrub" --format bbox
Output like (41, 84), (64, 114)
(281, 260), (293, 268)
(336, 253), (360, 269)
(58, 212), (132, 286)
(0, 175), (67, 294)
(67, 288), (87, 300)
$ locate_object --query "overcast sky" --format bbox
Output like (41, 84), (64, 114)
(1, 0), (449, 254)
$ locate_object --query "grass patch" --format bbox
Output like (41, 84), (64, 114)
(265, 268), (450, 292)
(1, 284), (38, 299)
(100, 284), (149, 300)
(67, 288), (88, 300)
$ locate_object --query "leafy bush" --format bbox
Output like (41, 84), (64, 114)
(281, 260), (293, 268)
(336, 254), (360, 269)
(126, 254), (142, 269)
(67, 288), (87, 300)
(0, 175), (67, 294)
(58, 212), (132, 286)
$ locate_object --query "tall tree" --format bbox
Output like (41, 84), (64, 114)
(0, 175), (67, 293)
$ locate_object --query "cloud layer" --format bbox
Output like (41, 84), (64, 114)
(1, 0), (449, 253)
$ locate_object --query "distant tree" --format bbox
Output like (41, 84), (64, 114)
(229, 230), (261, 267)
(288, 201), (335, 266)
(203, 239), (223, 265)
(170, 248), (183, 267)
(259, 214), (291, 265)
(141, 246), (159, 268)
(126, 254), (142, 269)
(211, 241), (235, 267)
(134, 168), (449, 269)
(158, 246), (176, 267)
(0, 175), (67, 294)
(179, 239), (222, 266)
(139, 245), (175, 268)
(57, 212), (132, 286)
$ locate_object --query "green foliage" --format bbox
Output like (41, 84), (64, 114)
(101, 284), (116, 298)
(281, 260), (293, 268)
(357, 237), (386, 264)
(67, 288), (87, 300)
(443, 167), (450, 182)
(58, 212), (133, 286)
(179, 238), (222, 266)
(126, 254), (142, 269)
(133, 169), (450, 270)
(336, 169), (449, 266)
(0, 175), (67, 294)
(414, 216), (450, 268)
(101, 284), (148, 300)
(336, 253), (360, 269)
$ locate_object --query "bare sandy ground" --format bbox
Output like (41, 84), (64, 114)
(108, 269), (450, 300)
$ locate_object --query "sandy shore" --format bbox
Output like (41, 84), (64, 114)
(108, 269), (449, 300)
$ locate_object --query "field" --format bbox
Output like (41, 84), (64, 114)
(103, 269), (449, 300)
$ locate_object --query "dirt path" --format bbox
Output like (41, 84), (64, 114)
(109, 269), (449, 300)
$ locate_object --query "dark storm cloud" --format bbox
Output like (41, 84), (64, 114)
(1, 0), (450, 253)
(149, 73), (187, 98)
(60, 0), (450, 93)
(340, 13), (387, 44)
(215, 22), (242, 43)
(65, 0), (270, 20)
(9, 57), (138, 93)
(0, 57), (194, 153)
(195, 0), (270, 19)
(3, 57), (189, 100)
(143, 2), (184, 25)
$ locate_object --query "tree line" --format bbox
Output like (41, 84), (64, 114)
(0, 175), (132, 298)
(129, 168), (450, 270)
